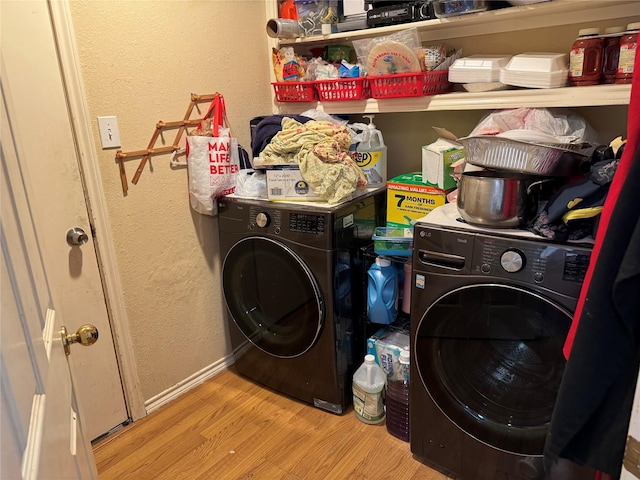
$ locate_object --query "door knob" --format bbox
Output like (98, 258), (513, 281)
(60, 324), (99, 356)
(66, 227), (89, 246)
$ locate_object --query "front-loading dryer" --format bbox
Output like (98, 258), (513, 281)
(217, 189), (385, 414)
(409, 203), (596, 480)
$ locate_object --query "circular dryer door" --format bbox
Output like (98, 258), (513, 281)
(415, 284), (571, 456)
(222, 236), (324, 358)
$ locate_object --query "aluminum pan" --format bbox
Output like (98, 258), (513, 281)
(459, 135), (589, 176)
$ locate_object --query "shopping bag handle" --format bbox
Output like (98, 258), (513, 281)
(199, 93), (229, 137)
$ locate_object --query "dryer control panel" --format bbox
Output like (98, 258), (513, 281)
(289, 213), (326, 235)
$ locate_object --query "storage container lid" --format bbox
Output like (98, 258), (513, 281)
(578, 28), (600, 37)
(448, 55), (512, 83)
(605, 26), (625, 35)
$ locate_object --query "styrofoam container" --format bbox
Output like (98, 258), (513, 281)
(449, 55), (512, 83)
(500, 69), (568, 88)
(500, 52), (569, 88)
(462, 82), (509, 92)
(503, 52), (568, 73)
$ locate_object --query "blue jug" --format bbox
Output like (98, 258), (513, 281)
(367, 257), (398, 324)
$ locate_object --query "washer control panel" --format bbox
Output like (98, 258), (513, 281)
(413, 223), (592, 298)
(472, 233), (591, 296)
(500, 249), (525, 273)
(255, 212), (270, 228)
(250, 208), (282, 231)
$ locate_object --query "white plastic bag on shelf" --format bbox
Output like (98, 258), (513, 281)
(469, 108), (600, 145)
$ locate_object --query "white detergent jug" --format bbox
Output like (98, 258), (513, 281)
(355, 115), (387, 186)
(352, 354), (386, 424)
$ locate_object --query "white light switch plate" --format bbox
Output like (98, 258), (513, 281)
(97, 116), (121, 148)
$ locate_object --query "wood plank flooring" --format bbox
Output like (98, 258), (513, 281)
(93, 367), (450, 480)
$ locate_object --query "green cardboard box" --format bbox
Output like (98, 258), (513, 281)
(386, 172), (448, 228)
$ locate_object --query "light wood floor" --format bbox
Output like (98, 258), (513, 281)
(93, 367), (450, 480)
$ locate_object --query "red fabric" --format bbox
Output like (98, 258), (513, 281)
(564, 47), (640, 359)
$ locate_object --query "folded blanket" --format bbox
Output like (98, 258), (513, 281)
(258, 118), (367, 203)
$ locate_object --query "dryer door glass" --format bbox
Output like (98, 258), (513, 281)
(222, 236), (323, 358)
(415, 284), (571, 455)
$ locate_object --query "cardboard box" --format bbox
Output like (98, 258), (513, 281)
(266, 168), (324, 201)
(422, 135), (464, 191)
(386, 172), (448, 228)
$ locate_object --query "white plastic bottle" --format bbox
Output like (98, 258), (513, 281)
(352, 354), (386, 424)
(355, 115), (387, 186)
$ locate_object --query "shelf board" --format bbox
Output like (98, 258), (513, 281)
(275, 84), (632, 115)
(279, 1), (639, 46)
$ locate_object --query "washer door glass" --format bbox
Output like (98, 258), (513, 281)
(415, 284), (570, 455)
(222, 237), (324, 358)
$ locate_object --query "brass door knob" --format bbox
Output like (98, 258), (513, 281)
(60, 324), (99, 356)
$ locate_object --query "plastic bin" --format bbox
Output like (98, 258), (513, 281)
(271, 81), (317, 102)
(423, 70), (452, 95)
(315, 77), (371, 101)
(368, 71), (451, 99)
(368, 72), (425, 99)
(373, 227), (413, 257)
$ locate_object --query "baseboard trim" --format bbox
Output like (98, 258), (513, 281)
(144, 355), (235, 414)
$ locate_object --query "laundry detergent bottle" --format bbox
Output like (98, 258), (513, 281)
(352, 354), (386, 425)
(367, 257), (398, 325)
(356, 115), (387, 186)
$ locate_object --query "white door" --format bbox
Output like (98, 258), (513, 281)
(1, 0), (128, 441)
(1, 88), (98, 478)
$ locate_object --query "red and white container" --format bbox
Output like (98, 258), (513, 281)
(601, 26), (625, 84)
(615, 22), (640, 85)
(569, 28), (603, 86)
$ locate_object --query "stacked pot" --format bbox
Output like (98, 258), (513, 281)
(455, 133), (592, 228)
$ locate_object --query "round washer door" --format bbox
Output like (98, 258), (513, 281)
(222, 236), (324, 358)
(415, 283), (571, 455)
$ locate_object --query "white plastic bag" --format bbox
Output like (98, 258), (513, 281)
(469, 108), (600, 145)
(234, 169), (267, 198)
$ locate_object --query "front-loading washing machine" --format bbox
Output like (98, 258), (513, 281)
(409, 203), (596, 480)
(217, 188), (385, 414)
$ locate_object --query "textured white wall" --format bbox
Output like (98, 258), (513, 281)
(69, 0), (273, 401)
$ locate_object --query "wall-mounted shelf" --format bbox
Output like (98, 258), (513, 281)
(275, 83), (632, 115)
(267, 0), (638, 116)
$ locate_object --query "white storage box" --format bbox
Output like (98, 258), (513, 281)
(448, 55), (512, 83)
(266, 168), (324, 201)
